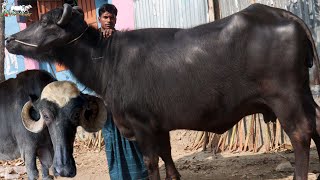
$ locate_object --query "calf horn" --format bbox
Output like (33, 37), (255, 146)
(21, 101), (46, 133)
(80, 95), (108, 132)
(57, 3), (72, 26)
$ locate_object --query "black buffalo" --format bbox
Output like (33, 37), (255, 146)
(20, 80), (107, 177)
(0, 70), (55, 180)
(5, 3), (320, 180)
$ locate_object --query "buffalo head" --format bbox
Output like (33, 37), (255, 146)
(5, 4), (87, 61)
(21, 81), (107, 177)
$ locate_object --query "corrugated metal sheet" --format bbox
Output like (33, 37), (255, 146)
(218, 0), (318, 40)
(219, 0), (316, 30)
(219, 0), (288, 18)
(219, 0), (320, 94)
(133, 0), (208, 29)
(219, 0), (250, 18)
(218, 0), (319, 49)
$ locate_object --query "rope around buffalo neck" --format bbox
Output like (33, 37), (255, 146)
(66, 25), (89, 45)
(13, 25), (89, 47)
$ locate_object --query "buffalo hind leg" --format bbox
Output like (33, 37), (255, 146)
(271, 98), (312, 180)
(304, 94), (320, 179)
(312, 133), (320, 180)
(157, 131), (180, 180)
(313, 105), (320, 180)
(143, 153), (160, 180)
(290, 130), (311, 180)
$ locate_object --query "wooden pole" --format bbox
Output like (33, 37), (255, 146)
(0, 0), (5, 82)
(229, 125), (237, 151)
(238, 119), (245, 151)
(208, 0), (215, 22)
(274, 120), (281, 150)
(248, 115), (255, 152)
(202, 132), (209, 151)
(213, 0), (220, 20)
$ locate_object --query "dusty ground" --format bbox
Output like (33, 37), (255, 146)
(1, 130), (320, 180)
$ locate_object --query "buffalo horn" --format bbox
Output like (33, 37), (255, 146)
(80, 95), (108, 132)
(57, 3), (72, 26)
(72, 6), (84, 19)
(21, 101), (46, 133)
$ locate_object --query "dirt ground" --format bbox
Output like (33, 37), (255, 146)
(1, 130), (320, 180)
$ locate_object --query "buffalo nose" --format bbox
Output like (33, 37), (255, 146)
(5, 36), (15, 43)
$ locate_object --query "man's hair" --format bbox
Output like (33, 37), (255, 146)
(99, 4), (118, 17)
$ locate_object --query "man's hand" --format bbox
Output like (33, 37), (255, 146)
(102, 29), (115, 38)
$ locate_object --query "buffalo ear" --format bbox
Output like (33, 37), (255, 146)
(28, 94), (40, 120)
(79, 94), (108, 132)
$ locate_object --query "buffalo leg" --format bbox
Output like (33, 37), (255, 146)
(289, 130), (311, 180)
(313, 106), (320, 180)
(125, 113), (161, 180)
(271, 97), (312, 180)
(38, 147), (54, 180)
(157, 131), (180, 180)
(314, 106), (320, 153)
(143, 154), (160, 180)
(23, 149), (39, 180)
(138, 138), (160, 180)
(312, 133), (320, 180)
(312, 133), (320, 160)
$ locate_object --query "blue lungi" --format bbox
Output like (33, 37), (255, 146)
(102, 113), (148, 180)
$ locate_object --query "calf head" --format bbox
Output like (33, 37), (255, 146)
(5, 3), (87, 61)
(21, 81), (107, 177)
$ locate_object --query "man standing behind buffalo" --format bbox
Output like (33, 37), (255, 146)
(98, 4), (148, 180)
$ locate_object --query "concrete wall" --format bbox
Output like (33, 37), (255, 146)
(112, 0), (135, 30)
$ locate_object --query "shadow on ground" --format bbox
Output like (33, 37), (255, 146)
(159, 147), (320, 180)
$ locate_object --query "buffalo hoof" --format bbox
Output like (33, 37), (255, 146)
(165, 176), (181, 180)
(43, 175), (54, 180)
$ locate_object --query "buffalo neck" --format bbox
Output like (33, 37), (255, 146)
(56, 26), (116, 96)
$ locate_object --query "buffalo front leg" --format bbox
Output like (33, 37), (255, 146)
(157, 131), (180, 180)
(23, 149), (39, 180)
(38, 147), (54, 180)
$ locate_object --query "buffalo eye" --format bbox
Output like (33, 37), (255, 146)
(41, 111), (51, 121)
(41, 21), (48, 27)
(72, 109), (81, 120)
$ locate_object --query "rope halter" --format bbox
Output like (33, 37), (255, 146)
(12, 25), (89, 48)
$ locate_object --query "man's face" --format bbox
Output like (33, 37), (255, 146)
(98, 11), (116, 30)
